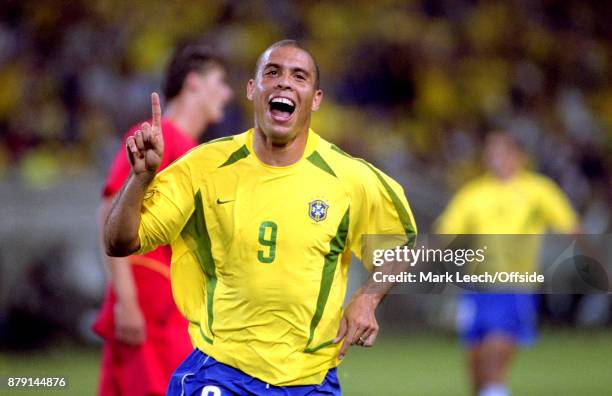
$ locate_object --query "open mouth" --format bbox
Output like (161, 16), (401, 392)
(268, 96), (296, 122)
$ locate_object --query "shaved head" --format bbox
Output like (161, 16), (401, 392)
(255, 40), (320, 89)
(247, 40), (323, 147)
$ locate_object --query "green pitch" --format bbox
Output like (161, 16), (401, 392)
(340, 330), (612, 395)
(1, 330), (611, 395)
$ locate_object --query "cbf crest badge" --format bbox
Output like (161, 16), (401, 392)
(308, 200), (329, 222)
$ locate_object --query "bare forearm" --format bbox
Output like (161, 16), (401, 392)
(104, 172), (154, 256)
(336, 261), (408, 357)
(350, 284), (385, 308)
(354, 259), (410, 306)
(98, 198), (138, 304)
(108, 256), (138, 304)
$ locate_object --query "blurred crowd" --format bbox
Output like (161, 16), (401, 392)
(1, 1), (612, 347)
(0, 0), (611, 229)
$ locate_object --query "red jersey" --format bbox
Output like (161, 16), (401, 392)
(94, 119), (197, 396)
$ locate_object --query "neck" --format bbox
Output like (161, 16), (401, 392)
(493, 168), (519, 182)
(252, 126), (309, 166)
(164, 97), (209, 140)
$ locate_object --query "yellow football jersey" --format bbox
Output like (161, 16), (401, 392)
(136, 129), (417, 386)
(435, 171), (578, 272)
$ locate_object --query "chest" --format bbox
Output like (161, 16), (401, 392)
(470, 185), (543, 231)
(200, 166), (350, 263)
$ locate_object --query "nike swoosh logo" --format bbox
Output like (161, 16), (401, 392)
(216, 198), (235, 205)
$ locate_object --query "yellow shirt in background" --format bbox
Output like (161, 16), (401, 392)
(435, 171), (578, 273)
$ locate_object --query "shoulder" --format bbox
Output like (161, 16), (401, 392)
(521, 171), (556, 188)
(449, 176), (491, 202)
(315, 138), (389, 189)
(520, 171), (565, 197)
(175, 132), (248, 170)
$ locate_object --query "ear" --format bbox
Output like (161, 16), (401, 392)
(311, 89), (323, 112)
(184, 71), (203, 93)
(246, 79), (255, 101)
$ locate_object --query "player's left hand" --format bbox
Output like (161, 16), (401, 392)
(114, 300), (146, 345)
(334, 293), (379, 359)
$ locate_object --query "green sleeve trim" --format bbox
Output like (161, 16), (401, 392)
(199, 326), (214, 345)
(188, 319), (213, 345)
(359, 159), (417, 247)
(306, 150), (337, 177)
(306, 207), (350, 349)
(180, 190), (216, 343)
(304, 338), (336, 353)
(165, 136), (234, 169)
(205, 136), (234, 145)
(219, 144), (250, 167)
(331, 143), (416, 247)
(330, 144), (351, 157)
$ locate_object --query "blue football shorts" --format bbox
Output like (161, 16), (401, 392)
(457, 293), (538, 346)
(167, 349), (341, 395)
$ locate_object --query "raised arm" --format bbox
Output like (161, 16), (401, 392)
(105, 93), (164, 257)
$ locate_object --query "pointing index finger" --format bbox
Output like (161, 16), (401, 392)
(151, 92), (162, 132)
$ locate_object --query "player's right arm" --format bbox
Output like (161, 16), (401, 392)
(98, 197), (146, 344)
(105, 93), (164, 257)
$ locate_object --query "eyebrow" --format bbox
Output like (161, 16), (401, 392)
(263, 63), (311, 78)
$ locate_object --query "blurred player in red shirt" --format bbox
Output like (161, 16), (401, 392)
(93, 41), (233, 396)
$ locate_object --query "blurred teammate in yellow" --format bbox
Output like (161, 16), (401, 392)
(103, 40), (417, 395)
(436, 132), (579, 396)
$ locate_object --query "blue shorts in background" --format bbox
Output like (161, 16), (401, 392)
(457, 293), (538, 346)
(167, 349), (341, 396)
